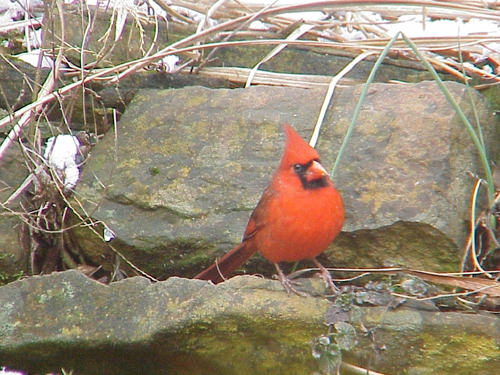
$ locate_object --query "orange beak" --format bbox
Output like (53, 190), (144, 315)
(305, 160), (328, 182)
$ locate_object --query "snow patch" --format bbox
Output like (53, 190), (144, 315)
(44, 134), (82, 190)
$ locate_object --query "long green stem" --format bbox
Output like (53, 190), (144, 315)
(331, 32), (494, 207)
(401, 33), (494, 205)
(331, 32), (400, 178)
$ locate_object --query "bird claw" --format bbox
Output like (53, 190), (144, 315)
(312, 258), (339, 295)
(279, 275), (308, 297)
(274, 260), (341, 297)
(274, 263), (308, 297)
(319, 269), (339, 295)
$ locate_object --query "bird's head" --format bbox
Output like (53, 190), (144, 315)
(277, 124), (331, 190)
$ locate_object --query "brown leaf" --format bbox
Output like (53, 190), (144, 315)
(403, 269), (500, 297)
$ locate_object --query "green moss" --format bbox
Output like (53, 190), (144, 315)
(0, 270), (23, 286)
(328, 222), (458, 273)
(480, 84), (500, 112)
(414, 332), (500, 374)
(178, 315), (321, 375)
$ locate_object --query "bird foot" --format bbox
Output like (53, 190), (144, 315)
(319, 270), (339, 295)
(312, 258), (339, 295)
(274, 263), (308, 297)
(279, 275), (308, 297)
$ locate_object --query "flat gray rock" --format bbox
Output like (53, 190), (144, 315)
(1, 270), (500, 374)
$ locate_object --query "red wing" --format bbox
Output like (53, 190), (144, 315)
(242, 185), (274, 241)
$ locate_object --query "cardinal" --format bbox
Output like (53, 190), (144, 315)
(194, 124), (344, 294)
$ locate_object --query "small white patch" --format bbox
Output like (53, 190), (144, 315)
(104, 226), (116, 242)
(281, 11), (326, 21)
(249, 20), (268, 31)
(15, 49), (54, 68)
(161, 55), (180, 73)
(0, 367), (24, 375)
(44, 134), (81, 190)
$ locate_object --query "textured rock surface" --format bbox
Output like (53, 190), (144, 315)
(73, 82), (498, 277)
(1, 271), (500, 375)
(0, 147), (29, 278)
(0, 80), (498, 280)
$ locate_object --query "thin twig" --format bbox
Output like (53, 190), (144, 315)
(309, 50), (376, 148)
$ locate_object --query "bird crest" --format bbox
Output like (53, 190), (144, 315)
(280, 124), (320, 168)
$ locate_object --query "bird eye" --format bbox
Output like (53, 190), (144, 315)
(292, 164), (303, 173)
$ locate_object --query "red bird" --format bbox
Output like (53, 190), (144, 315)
(194, 124), (344, 294)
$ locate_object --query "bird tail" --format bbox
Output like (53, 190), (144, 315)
(194, 241), (258, 284)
